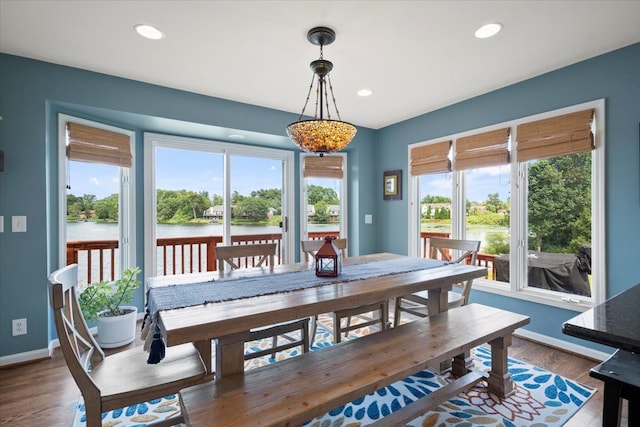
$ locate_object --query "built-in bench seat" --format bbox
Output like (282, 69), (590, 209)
(179, 303), (530, 426)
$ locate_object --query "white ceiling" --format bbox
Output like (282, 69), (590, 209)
(1, 1), (639, 130)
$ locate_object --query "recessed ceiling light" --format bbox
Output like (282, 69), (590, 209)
(134, 24), (164, 40)
(228, 134), (245, 140)
(475, 23), (502, 39)
(357, 89), (373, 97)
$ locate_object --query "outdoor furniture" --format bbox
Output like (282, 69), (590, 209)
(494, 250), (591, 296)
(48, 264), (206, 427)
(301, 238), (388, 344)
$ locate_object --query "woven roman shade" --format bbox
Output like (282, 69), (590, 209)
(303, 155), (343, 179)
(516, 109), (594, 162)
(455, 128), (510, 170)
(66, 122), (132, 167)
(410, 140), (452, 176)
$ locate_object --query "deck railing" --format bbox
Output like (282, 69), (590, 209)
(67, 230), (496, 284)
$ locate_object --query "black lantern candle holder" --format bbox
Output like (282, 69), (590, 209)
(315, 236), (342, 277)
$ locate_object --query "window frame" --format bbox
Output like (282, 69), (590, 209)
(299, 152), (348, 246)
(143, 133), (296, 276)
(57, 114), (136, 272)
(408, 99), (605, 311)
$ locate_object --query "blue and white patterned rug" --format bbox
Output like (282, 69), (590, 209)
(72, 317), (595, 426)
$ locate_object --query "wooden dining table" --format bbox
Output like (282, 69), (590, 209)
(146, 253), (487, 378)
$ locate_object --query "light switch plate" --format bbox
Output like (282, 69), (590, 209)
(12, 216), (27, 232)
(365, 214), (373, 224)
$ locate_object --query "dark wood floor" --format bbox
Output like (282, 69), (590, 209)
(0, 330), (626, 426)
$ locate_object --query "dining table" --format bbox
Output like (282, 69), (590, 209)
(563, 283), (640, 426)
(145, 252), (487, 379)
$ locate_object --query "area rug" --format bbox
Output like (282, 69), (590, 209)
(72, 317), (595, 426)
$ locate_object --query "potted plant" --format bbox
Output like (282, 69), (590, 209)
(78, 267), (141, 348)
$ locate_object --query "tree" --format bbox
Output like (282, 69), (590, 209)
(251, 188), (282, 210)
(484, 193), (503, 213)
(421, 194), (451, 204)
(211, 194), (223, 206)
(94, 194), (119, 221)
(234, 197), (269, 221)
(313, 200), (331, 223)
(527, 153), (591, 252)
(307, 185), (339, 205)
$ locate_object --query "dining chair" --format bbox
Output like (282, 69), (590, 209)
(393, 237), (481, 327)
(300, 238), (389, 344)
(215, 243), (310, 360)
(48, 264), (206, 427)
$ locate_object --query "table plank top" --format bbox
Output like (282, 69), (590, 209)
(154, 253), (487, 347)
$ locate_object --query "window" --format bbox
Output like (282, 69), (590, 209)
(300, 153), (348, 249)
(58, 115), (135, 284)
(408, 100), (605, 309)
(144, 133), (295, 277)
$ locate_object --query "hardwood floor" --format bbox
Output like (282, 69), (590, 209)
(0, 328), (623, 426)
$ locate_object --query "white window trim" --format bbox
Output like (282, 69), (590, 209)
(57, 114), (136, 271)
(408, 99), (605, 311)
(299, 152), (349, 253)
(143, 133), (295, 277)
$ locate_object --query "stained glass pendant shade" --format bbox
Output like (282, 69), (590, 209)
(287, 27), (357, 157)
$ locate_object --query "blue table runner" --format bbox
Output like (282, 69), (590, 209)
(144, 257), (446, 363)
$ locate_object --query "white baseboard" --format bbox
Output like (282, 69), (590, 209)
(0, 326), (98, 368)
(515, 328), (612, 361)
(1, 325), (613, 367)
(0, 347), (52, 367)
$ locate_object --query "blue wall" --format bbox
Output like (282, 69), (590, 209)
(376, 43), (640, 348)
(0, 53), (377, 358)
(1, 43), (638, 359)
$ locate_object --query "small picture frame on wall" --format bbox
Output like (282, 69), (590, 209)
(383, 170), (402, 200)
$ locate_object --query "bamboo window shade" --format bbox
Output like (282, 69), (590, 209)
(455, 128), (510, 170)
(410, 140), (452, 176)
(66, 122), (132, 167)
(303, 155), (343, 179)
(516, 109), (594, 162)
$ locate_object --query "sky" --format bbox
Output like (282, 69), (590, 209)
(69, 154), (509, 203)
(69, 148), (284, 200)
(420, 165), (511, 203)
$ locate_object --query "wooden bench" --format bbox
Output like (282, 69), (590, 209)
(179, 303), (530, 426)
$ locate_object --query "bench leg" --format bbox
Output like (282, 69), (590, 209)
(486, 335), (515, 398)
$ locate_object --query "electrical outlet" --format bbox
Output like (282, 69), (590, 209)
(12, 318), (27, 336)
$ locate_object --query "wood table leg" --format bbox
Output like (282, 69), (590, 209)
(426, 284), (452, 315)
(486, 335), (515, 398)
(193, 339), (213, 377)
(215, 332), (246, 379)
(452, 350), (473, 377)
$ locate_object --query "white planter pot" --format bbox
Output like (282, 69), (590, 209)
(97, 305), (137, 348)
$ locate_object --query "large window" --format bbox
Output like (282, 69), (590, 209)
(58, 115), (135, 283)
(408, 100), (605, 309)
(300, 154), (348, 248)
(144, 133), (295, 277)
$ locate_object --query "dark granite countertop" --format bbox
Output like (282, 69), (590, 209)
(562, 283), (640, 353)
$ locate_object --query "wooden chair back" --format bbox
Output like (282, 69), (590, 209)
(215, 243), (276, 273)
(300, 238), (347, 263)
(49, 264), (105, 391)
(49, 264), (207, 426)
(428, 237), (481, 304)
